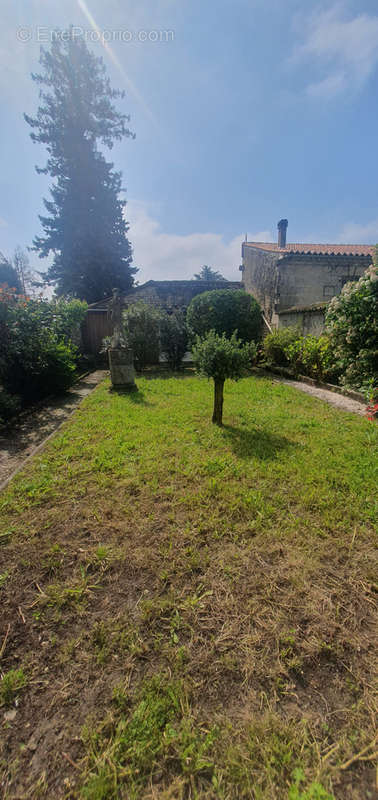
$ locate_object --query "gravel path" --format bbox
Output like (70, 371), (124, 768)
(279, 378), (366, 416)
(0, 370), (108, 490)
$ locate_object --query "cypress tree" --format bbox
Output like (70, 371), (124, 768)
(25, 31), (137, 302)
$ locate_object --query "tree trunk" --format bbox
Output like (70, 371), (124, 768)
(212, 379), (224, 425)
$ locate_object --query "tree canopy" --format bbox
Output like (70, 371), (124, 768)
(194, 265), (225, 281)
(0, 255), (22, 293)
(25, 31), (137, 303)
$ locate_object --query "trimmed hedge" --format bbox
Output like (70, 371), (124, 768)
(187, 289), (262, 344)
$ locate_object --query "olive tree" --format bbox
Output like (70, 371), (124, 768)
(192, 331), (254, 425)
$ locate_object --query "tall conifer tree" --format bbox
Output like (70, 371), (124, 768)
(25, 32), (137, 302)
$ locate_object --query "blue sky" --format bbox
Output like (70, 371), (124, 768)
(1, 0), (378, 283)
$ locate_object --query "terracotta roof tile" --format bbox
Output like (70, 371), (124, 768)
(244, 242), (375, 257)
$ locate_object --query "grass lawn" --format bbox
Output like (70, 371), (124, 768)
(0, 373), (377, 800)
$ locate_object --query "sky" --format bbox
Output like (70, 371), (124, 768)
(1, 0), (378, 284)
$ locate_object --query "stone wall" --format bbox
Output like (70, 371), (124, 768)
(278, 307), (326, 336)
(240, 246), (279, 320)
(276, 255), (368, 310)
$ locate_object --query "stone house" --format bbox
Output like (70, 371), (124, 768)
(240, 219), (375, 333)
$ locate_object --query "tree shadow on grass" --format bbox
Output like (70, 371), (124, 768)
(139, 367), (195, 381)
(222, 424), (296, 461)
(111, 388), (153, 406)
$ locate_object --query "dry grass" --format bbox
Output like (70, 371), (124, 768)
(0, 372), (377, 799)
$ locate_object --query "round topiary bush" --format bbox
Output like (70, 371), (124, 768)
(186, 289), (262, 344)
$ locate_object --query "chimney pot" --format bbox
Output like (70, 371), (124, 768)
(277, 219), (288, 248)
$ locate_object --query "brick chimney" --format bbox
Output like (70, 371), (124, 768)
(277, 219), (288, 248)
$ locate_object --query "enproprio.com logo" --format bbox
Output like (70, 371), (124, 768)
(17, 26), (175, 44)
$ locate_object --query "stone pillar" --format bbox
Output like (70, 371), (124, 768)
(108, 347), (137, 391)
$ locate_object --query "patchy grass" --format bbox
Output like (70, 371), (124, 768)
(0, 668), (28, 707)
(0, 372), (377, 799)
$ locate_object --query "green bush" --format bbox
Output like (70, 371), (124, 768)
(187, 289), (262, 344)
(285, 335), (339, 382)
(262, 327), (340, 382)
(325, 262), (378, 392)
(262, 327), (301, 366)
(0, 298), (85, 405)
(51, 298), (88, 347)
(160, 310), (188, 370)
(123, 302), (162, 370)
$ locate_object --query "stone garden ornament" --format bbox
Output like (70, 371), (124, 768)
(107, 288), (137, 391)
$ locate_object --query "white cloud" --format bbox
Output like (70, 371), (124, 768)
(291, 6), (378, 98)
(306, 71), (347, 99)
(127, 201), (271, 283)
(336, 219), (378, 243)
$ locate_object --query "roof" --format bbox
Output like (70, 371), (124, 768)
(137, 280), (241, 288)
(244, 242), (375, 257)
(87, 280), (242, 309)
(278, 302), (327, 314)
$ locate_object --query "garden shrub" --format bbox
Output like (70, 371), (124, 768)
(285, 335), (339, 382)
(0, 297), (86, 408)
(123, 302), (162, 370)
(325, 262), (378, 392)
(160, 310), (188, 370)
(51, 298), (88, 347)
(187, 289), (262, 344)
(262, 327), (301, 366)
(262, 327), (340, 382)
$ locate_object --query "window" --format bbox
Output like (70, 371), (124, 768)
(323, 285), (337, 297)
